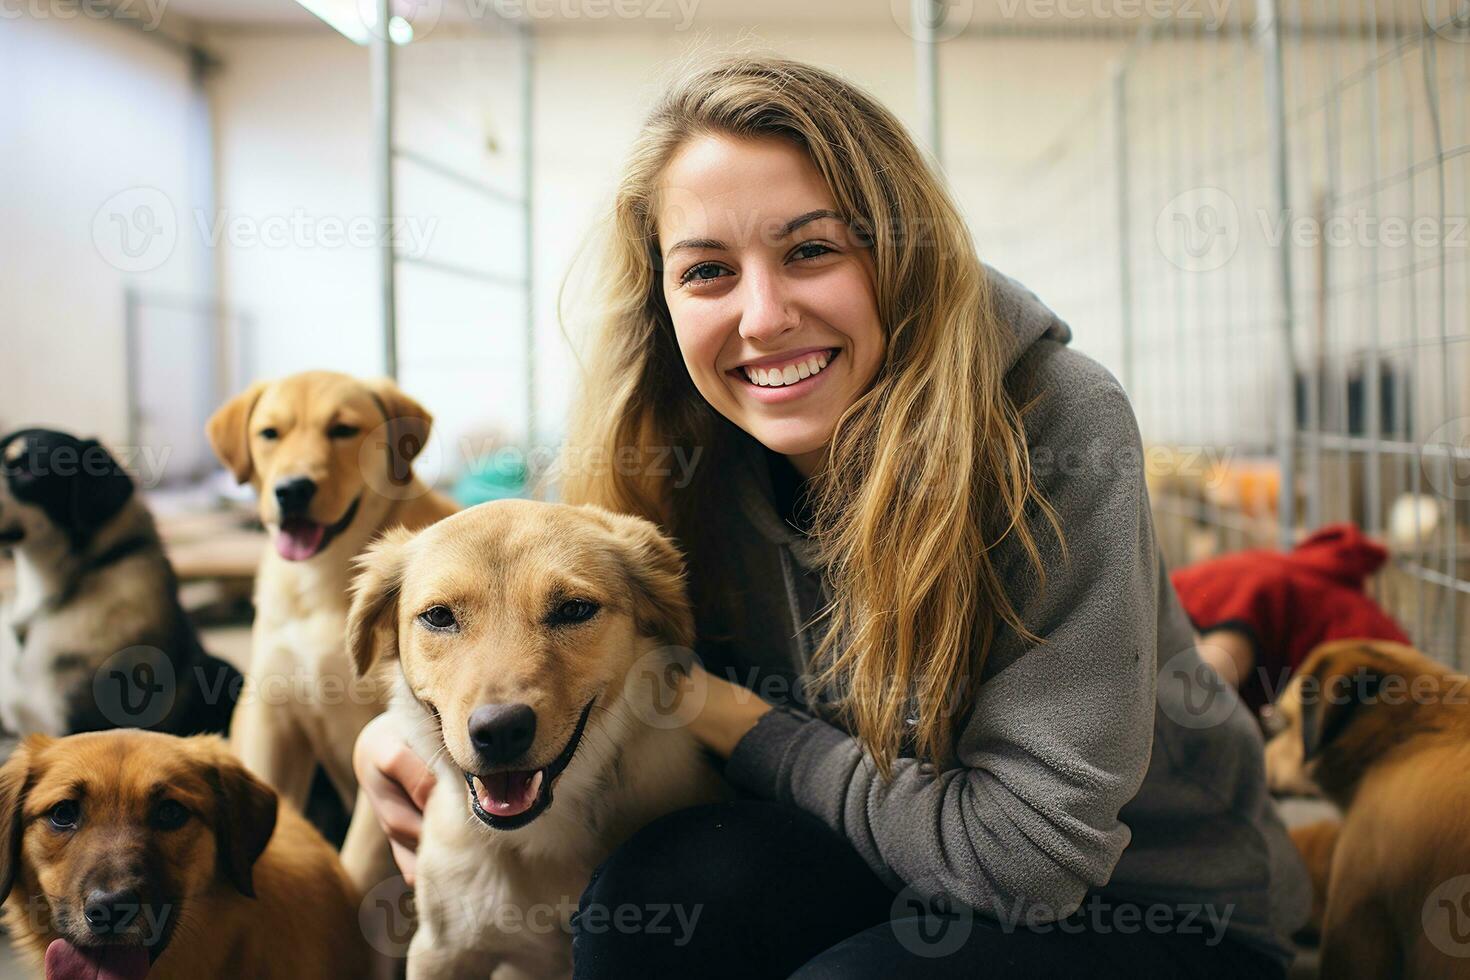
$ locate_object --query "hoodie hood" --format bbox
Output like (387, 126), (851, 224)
(736, 263), (1073, 559)
(986, 264), (1074, 375)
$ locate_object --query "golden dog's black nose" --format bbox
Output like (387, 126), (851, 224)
(83, 887), (144, 935)
(273, 477), (317, 517)
(468, 703), (537, 765)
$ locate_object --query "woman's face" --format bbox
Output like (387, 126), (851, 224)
(655, 134), (885, 476)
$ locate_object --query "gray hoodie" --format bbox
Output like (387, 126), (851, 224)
(716, 266), (1311, 964)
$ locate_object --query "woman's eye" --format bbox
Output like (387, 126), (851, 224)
(418, 605), (458, 631)
(154, 800), (189, 831)
(257, 427), (279, 441)
(792, 242), (833, 261)
(680, 263), (729, 285)
(328, 424), (360, 439)
(49, 801), (79, 831)
(548, 599), (600, 626)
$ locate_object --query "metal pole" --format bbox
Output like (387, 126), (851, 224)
(1257, 0), (1298, 549)
(912, 0), (941, 167)
(520, 24), (536, 448)
(372, 0), (397, 379)
(1111, 61), (1134, 396)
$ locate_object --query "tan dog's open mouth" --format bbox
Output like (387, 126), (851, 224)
(275, 496), (360, 561)
(463, 699), (596, 831)
(45, 938), (155, 980)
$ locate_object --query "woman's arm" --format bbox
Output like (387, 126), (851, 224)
(716, 371), (1158, 923)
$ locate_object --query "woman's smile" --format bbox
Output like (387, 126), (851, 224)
(728, 347), (841, 403)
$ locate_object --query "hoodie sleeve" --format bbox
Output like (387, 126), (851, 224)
(724, 358), (1157, 922)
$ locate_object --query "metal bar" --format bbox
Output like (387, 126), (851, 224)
(520, 23), (537, 449)
(372, 0), (398, 380)
(393, 146), (524, 206)
(1258, 0), (1299, 549)
(124, 287), (141, 451)
(912, 0), (941, 166)
(1112, 61), (1134, 396)
(1419, 29), (1460, 664)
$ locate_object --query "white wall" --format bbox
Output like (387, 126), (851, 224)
(0, 11), (212, 467)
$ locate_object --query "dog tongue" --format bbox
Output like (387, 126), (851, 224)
(45, 940), (150, 980)
(476, 770), (543, 817)
(275, 519), (326, 561)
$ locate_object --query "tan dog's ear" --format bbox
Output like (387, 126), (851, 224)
(364, 378), (434, 487)
(206, 381), (269, 484)
(347, 526), (417, 678)
(0, 735), (51, 903)
(589, 508), (695, 649)
(1298, 644), (1386, 761)
(199, 737), (277, 899)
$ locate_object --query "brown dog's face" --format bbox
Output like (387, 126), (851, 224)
(1263, 639), (1461, 802)
(348, 500), (693, 831)
(206, 371), (433, 562)
(0, 732), (277, 975)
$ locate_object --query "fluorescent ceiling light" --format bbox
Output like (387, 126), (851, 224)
(293, 0), (415, 45)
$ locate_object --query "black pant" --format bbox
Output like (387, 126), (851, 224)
(571, 800), (1288, 979)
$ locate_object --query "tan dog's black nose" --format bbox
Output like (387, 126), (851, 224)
(468, 703), (537, 765)
(273, 477), (317, 517)
(83, 887), (144, 935)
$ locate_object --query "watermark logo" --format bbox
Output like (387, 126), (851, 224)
(1157, 645), (1237, 730)
(1424, 0), (1470, 42)
(1422, 417), (1470, 501)
(1155, 187), (1240, 273)
(353, 0), (442, 42)
(890, 0), (974, 42)
(621, 645), (708, 731)
(92, 187), (178, 274)
(1424, 876), (1470, 957)
(358, 417), (446, 502)
(890, 885), (975, 958)
(93, 646), (176, 729)
(359, 874), (422, 957)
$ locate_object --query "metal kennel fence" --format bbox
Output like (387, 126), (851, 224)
(974, 0), (1470, 667)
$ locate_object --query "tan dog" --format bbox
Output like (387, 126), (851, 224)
(347, 500), (726, 979)
(206, 370), (457, 896)
(0, 730), (369, 979)
(1264, 639), (1470, 978)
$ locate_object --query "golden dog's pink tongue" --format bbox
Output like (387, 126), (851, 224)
(45, 940), (150, 980)
(275, 520), (325, 561)
(475, 770), (543, 817)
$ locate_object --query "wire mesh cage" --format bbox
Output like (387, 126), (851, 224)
(980, 0), (1470, 667)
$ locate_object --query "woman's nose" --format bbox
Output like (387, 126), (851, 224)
(737, 268), (799, 342)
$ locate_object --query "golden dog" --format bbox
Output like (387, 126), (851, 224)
(207, 371), (457, 899)
(1264, 639), (1470, 978)
(0, 730), (369, 979)
(348, 500), (725, 979)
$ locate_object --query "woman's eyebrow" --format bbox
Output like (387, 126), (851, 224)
(664, 209), (846, 259)
(781, 209), (844, 236)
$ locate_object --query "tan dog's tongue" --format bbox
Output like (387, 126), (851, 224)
(45, 940), (150, 980)
(275, 520), (326, 561)
(476, 771), (543, 817)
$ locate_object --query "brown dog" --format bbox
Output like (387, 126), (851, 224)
(348, 500), (726, 978)
(1264, 639), (1470, 978)
(0, 730), (369, 979)
(206, 371), (457, 897)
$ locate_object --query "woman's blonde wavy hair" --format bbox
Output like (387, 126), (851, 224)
(559, 54), (1061, 775)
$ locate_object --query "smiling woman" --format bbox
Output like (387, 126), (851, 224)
(356, 54), (1310, 980)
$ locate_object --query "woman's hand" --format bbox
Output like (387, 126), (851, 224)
(685, 664), (774, 758)
(352, 712), (437, 886)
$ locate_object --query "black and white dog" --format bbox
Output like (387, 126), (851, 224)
(0, 429), (241, 739)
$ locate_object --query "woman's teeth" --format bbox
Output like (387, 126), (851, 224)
(741, 350), (832, 387)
